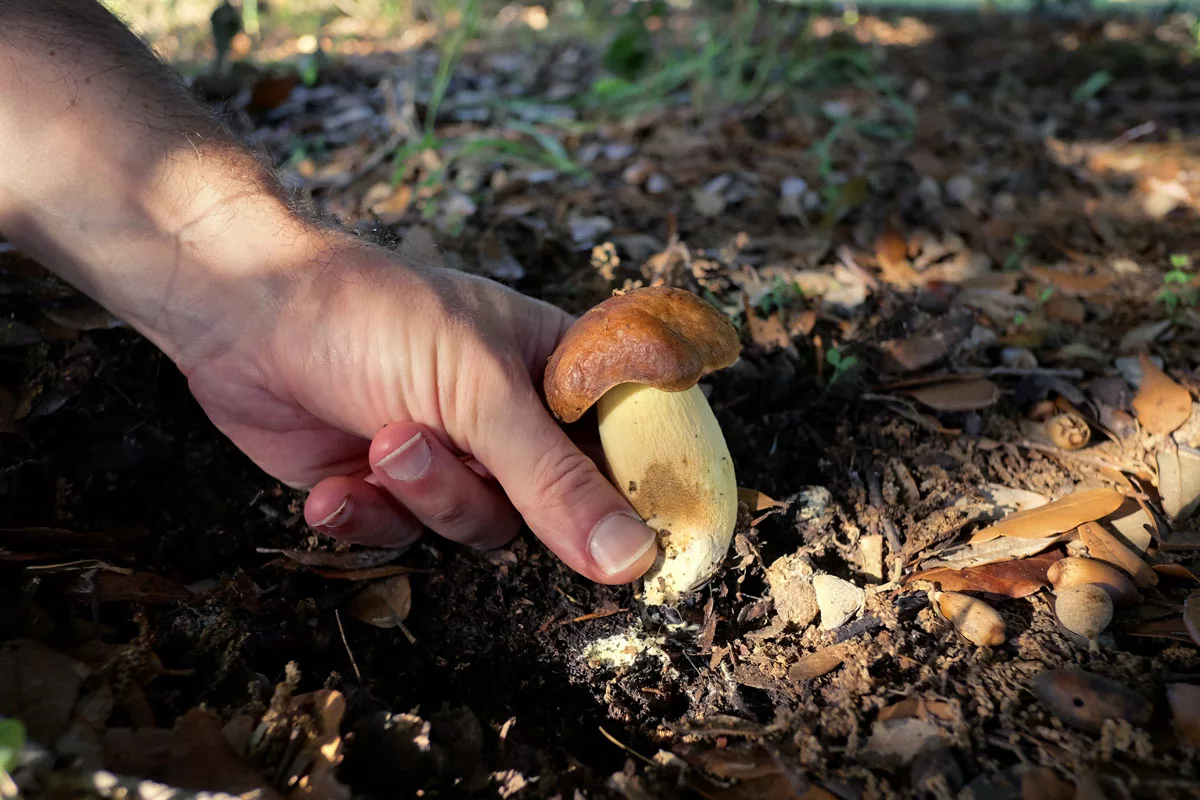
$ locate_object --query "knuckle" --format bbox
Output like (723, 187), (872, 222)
(528, 447), (603, 511)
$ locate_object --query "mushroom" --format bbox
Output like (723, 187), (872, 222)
(544, 286), (741, 604)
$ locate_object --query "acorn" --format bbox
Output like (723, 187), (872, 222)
(1046, 412), (1091, 450)
(1054, 584), (1113, 650)
(933, 591), (1006, 647)
(1047, 557), (1141, 607)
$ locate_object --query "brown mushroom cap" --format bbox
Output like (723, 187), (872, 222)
(543, 286), (741, 423)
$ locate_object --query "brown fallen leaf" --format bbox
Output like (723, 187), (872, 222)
(64, 570), (192, 605)
(345, 575), (412, 629)
(880, 313), (976, 373)
(307, 564), (426, 581)
(1167, 684), (1200, 747)
(906, 552), (1060, 598)
(905, 377), (1000, 413)
(1131, 352), (1193, 435)
(1028, 266), (1115, 295)
(1020, 767), (1075, 800)
(1154, 563), (1200, 582)
(874, 223), (920, 287)
(918, 534), (1069, 570)
(258, 547), (404, 570)
(1077, 521), (1157, 587)
(0, 526), (116, 559)
(968, 488), (1125, 544)
(1127, 615), (1194, 643)
(877, 697), (957, 723)
(737, 487), (788, 513)
(1030, 669), (1151, 734)
(167, 708), (286, 800)
(742, 293), (793, 352)
(1157, 445), (1200, 522)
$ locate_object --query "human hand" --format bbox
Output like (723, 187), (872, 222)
(183, 234), (660, 584)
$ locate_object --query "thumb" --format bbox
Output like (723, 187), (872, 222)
(476, 379), (659, 585)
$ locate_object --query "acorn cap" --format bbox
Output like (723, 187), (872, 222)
(544, 287), (741, 423)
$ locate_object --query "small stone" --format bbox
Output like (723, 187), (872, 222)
(765, 553), (817, 628)
(813, 575), (864, 630)
(945, 174), (976, 207)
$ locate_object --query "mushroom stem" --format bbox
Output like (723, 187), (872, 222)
(596, 382), (738, 605)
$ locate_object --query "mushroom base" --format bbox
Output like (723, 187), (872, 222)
(596, 382), (738, 605)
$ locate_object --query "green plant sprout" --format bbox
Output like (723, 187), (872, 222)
(1157, 253), (1197, 312)
(826, 347), (860, 388)
(1003, 234), (1029, 272)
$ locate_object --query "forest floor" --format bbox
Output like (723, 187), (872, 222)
(3, 2), (1200, 798)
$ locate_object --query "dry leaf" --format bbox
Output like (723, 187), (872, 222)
(1154, 563), (1199, 582)
(1030, 669), (1151, 734)
(167, 708), (286, 800)
(1118, 319), (1171, 354)
(257, 547), (403, 570)
(874, 224), (920, 287)
(78, 571), (192, 605)
(1028, 267), (1115, 295)
(0, 526), (115, 559)
(905, 378), (1000, 412)
(1131, 352), (1193, 435)
(877, 698), (957, 723)
(1077, 522), (1157, 587)
(968, 488), (1125, 544)
(1157, 445), (1200, 522)
(1127, 615), (1194, 643)
(880, 313), (975, 373)
(737, 487), (788, 513)
(919, 534), (1069, 570)
(907, 552), (1060, 598)
(345, 575), (412, 628)
(307, 564), (424, 581)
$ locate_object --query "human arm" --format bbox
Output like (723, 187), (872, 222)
(0, 0), (659, 583)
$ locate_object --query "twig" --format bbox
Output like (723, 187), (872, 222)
(978, 367), (1086, 379)
(835, 246), (881, 290)
(1104, 120), (1157, 150)
(866, 468), (904, 582)
(335, 609), (363, 683)
(558, 608), (630, 627)
(598, 726), (657, 768)
(1016, 440), (1138, 474)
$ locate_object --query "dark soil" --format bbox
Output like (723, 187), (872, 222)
(3, 5), (1200, 799)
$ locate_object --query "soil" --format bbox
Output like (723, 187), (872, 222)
(3, 5), (1200, 799)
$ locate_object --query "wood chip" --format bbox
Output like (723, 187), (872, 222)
(813, 575), (865, 630)
(968, 488), (1125, 544)
(1131, 352), (1193, 435)
(787, 643), (851, 682)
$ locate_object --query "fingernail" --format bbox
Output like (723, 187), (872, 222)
(315, 497), (351, 528)
(588, 513), (658, 575)
(378, 432), (432, 482)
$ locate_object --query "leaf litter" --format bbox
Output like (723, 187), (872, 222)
(2, 3), (1200, 799)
